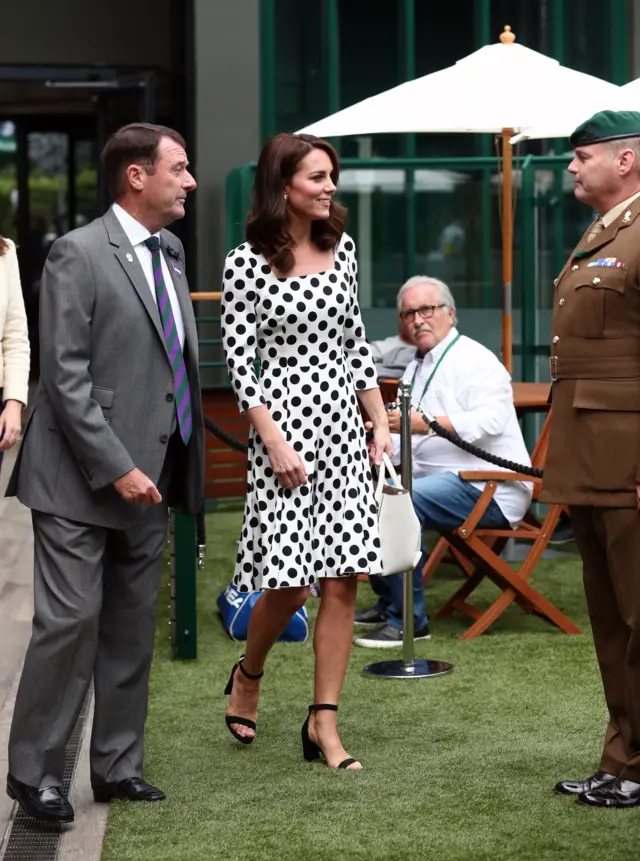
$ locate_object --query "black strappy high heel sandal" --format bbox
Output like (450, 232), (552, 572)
(301, 704), (360, 769)
(224, 657), (264, 745)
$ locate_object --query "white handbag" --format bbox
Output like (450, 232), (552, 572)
(373, 453), (423, 576)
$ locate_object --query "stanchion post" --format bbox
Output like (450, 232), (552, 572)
(400, 380), (415, 668)
(361, 379), (453, 680)
(171, 510), (198, 660)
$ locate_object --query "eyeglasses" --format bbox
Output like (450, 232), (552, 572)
(399, 303), (447, 322)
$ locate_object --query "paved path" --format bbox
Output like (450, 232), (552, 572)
(0, 445), (33, 841)
(0, 445), (107, 859)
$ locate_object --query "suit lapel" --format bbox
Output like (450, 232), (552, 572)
(103, 210), (170, 360)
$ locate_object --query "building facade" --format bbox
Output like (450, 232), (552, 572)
(0, 0), (636, 381)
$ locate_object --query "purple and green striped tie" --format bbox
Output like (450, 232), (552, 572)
(144, 236), (192, 444)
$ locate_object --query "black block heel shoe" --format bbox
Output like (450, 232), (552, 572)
(301, 704), (360, 769)
(224, 656), (264, 744)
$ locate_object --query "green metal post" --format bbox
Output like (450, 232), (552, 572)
(521, 156), (536, 383)
(171, 511), (197, 660)
(611, 0), (629, 84)
(260, 0), (276, 141)
(551, 0), (564, 62)
(520, 156), (537, 451)
(401, 0), (416, 281)
(475, 0), (492, 308)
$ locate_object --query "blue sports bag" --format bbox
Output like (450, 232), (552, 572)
(217, 583), (309, 642)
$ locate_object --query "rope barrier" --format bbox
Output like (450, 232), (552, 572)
(203, 416), (249, 453)
(195, 416), (250, 568)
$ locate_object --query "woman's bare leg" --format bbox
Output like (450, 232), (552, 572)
(308, 576), (361, 769)
(227, 586), (308, 740)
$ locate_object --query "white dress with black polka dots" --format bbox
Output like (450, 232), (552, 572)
(221, 233), (383, 591)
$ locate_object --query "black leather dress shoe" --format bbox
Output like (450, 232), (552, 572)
(554, 770), (617, 796)
(577, 778), (640, 808)
(92, 777), (166, 803)
(354, 606), (387, 627)
(6, 774), (74, 823)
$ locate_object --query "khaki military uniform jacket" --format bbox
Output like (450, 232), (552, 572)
(541, 195), (640, 507)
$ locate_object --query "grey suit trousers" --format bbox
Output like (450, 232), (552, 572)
(8, 443), (176, 788)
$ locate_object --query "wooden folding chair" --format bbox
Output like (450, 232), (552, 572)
(423, 411), (581, 640)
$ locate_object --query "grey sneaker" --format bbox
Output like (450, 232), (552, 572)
(354, 622), (431, 648)
(354, 607), (387, 626)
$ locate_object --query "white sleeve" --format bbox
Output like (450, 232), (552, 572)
(448, 354), (513, 443)
(220, 249), (267, 413)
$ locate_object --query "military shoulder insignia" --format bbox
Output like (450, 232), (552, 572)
(623, 210), (632, 223)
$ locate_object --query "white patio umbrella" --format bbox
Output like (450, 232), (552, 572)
(510, 77), (640, 144)
(298, 26), (620, 374)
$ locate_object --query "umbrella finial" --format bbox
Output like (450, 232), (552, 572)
(500, 25), (516, 44)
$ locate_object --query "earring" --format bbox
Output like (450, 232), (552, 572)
(284, 193), (288, 202)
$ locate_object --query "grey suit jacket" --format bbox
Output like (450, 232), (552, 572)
(6, 209), (205, 529)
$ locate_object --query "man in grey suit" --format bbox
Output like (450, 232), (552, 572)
(5, 123), (204, 823)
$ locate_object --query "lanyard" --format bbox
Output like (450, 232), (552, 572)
(409, 334), (461, 406)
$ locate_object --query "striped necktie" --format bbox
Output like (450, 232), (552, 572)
(144, 237), (192, 445)
(587, 217), (604, 243)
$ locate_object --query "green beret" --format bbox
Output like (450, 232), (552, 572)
(570, 110), (640, 147)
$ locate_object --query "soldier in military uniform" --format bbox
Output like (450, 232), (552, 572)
(542, 110), (640, 809)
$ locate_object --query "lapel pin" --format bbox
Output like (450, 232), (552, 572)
(623, 210), (632, 223)
(126, 253), (134, 262)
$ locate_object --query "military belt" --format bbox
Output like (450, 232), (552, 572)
(549, 355), (640, 381)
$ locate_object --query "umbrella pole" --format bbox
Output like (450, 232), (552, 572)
(501, 128), (514, 376)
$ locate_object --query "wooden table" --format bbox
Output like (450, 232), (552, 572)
(511, 382), (551, 414)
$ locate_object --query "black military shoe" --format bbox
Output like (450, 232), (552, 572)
(554, 770), (617, 796)
(577, 778), (640, 808)
(92, 777), (166, 803)
(6, 774), (74, 823)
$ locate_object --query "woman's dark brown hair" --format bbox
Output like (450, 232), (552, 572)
(246, 133), (347, 274)
(0, 235), (9, 257)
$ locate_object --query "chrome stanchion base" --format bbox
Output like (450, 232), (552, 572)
(362, 659), (453, 679)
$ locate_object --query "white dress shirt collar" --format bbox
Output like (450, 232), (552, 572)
(112, 202), (160, 247)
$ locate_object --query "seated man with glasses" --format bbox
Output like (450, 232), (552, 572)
(355, 275), (533, 648)
(369, 280), (417, 379)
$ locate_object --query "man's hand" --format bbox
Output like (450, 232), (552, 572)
(387, 407), (431, 435)
(114, 468), (162, 506)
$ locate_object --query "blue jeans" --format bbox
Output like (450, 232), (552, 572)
(369, 471), (509, 630)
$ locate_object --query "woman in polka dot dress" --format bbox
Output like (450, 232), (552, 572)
(221, 133), (392, 770)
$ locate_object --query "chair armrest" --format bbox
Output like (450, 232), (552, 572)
(458, 470), (541, 485)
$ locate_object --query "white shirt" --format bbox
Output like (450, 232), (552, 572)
(112, 203), (185, 349)
(392, 327), (533, 527)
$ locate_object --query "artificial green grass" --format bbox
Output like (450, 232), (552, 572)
(101, 513), (639, 861)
